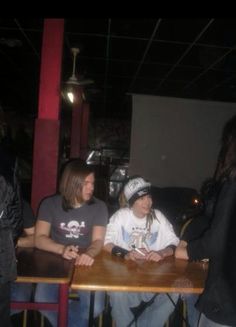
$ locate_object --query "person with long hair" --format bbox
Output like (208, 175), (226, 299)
(104, 176), (179, 327)
(175, 115), (236, 327)
(34, 159), (108, 327)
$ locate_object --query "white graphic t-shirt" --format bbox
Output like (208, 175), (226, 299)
(37, 194), (108, 248)
(104, 207), (179, 251)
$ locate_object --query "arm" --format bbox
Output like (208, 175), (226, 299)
(75, 225), (106, 266)
(145, 244), (177, 262)
(103, 242), (114, 254)
(104, 242), (139, 261)
(17, 226), (35, 248)
(159, 244), (177, 257)
(144, 211), (179, 262)
(175, 240), (189, 260)
(187, 178), (236, 261)
(103, 212), (137, 261)
(35, 220), (78, 260)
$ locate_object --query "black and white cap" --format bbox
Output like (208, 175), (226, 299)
(124, 177), (151, 206)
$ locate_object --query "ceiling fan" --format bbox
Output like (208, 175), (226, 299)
(65, 47), (94, 87)
(62, 47), (95, 104)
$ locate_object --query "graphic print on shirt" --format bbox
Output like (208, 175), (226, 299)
(60, 220), (86, 239)
(121, 226), (158, 250)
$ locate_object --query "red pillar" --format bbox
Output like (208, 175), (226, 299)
(31, 19), (64, 213)
(80, 102), (90, 160)
(70, 87), (84, 158)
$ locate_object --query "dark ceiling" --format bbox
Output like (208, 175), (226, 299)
(1, 18), (236, 120)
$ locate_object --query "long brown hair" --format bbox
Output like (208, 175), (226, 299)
(59, 159), (94, 210)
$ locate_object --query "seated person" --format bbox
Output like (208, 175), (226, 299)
(34, 159), (108, 327)
(104, 176), (180, 327)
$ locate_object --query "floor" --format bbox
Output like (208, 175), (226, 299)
(11, 298), (187, 326)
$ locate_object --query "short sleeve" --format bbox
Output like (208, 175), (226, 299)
(104, 210), (121, 245)
(93, 200), (108, 227)
(23, 201), (36, 228)
(37, 197), (54, 223)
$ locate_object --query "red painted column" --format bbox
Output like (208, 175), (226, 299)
(70, 87), (84, 158)
(31, 19), (64, 213)
(80, 102), (90, 160)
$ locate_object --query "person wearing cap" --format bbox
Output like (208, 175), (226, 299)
(104, 176), (179, 327)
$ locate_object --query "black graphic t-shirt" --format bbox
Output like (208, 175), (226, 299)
(37, 194), (108, 248)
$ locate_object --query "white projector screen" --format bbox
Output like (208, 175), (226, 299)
(129, 95), (236, 191)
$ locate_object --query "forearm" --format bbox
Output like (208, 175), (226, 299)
(175, 245), (189, 260)
(86, 239), (104, 258)
(35, 234), (65, 255)
(103, 242), (115, 254)
(160, 245), (176, 258)
(17, 235), (34, 248)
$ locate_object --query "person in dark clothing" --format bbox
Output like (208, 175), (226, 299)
(178, 180), (219, 327)
(175, 114), (236, 327)
(11, 200), (35, 316)
(0, 164), (23, 326)
(0, 121), (23, 326)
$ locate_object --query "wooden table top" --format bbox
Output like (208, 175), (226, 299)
(71, 251), (208, 294)
(16, 247), (74, 284)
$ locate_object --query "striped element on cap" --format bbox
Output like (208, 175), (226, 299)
(124, 177), (151, 201)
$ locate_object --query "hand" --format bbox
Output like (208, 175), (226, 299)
(178, 240), (187, 247)
(125, 248), (147, 261)
(62, 245), (79, 260)
(175, 246), (189, 260)
(145, 250), (164, 262)
(75, 253), (94, 266)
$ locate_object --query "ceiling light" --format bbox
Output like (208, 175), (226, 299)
(62, 47), (93, 105)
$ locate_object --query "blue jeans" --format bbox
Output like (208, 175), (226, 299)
(34, 283), (105, 327)
(11, 282), (33, 315)
(198, 313), (231, 327)
(182, 293), (200, 327)
(108, 291), (179, 327)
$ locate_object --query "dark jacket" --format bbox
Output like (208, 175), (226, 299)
(187, 176), (236, 326)
(0, 147), (23, 245)
(0, 172), (23, 283)
(182, 180), (219, 242)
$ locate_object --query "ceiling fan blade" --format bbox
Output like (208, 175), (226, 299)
(65, 76), (94, 86)
(77, 78), (94, 86)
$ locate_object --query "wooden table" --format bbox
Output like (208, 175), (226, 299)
(71, 251), (208, 326)
(72, 251), (208, 293)
(11, 248), (74, 327)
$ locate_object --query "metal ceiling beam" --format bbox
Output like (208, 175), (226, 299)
(127, 19), (162, 92)
(14, 19), (40, 59)
(206, 72), (236, 95)
(155, 19), (215, 90)
(65, 30), (233, 51)
(183, 46), (236, 91)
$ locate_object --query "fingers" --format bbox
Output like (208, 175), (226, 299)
(125, 250), (145, 261)
(75, 253), (94, 266)
(62, 245), (79, 260)
(146, 251), (163, 262)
